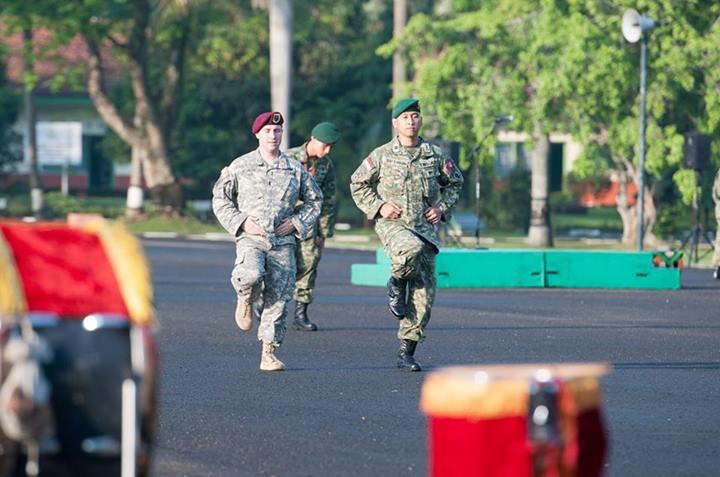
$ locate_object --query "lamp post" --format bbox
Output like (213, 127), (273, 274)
(622, 9), (657, 251)
(471, 115), (512, 248)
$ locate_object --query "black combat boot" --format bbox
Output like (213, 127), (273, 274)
(387, 277), (408, 318)
(397, 339), (421, 372)
(714, 267), (720, 280)
(293, 302), (318, 331)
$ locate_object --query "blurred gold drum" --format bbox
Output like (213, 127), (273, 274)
(420, 363), (610, 477)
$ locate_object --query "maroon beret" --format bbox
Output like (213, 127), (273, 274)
(252, 111), (284, 134)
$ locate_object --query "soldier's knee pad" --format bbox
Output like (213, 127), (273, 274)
(232, 268), (264, 290)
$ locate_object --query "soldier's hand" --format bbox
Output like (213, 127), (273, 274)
(380, 202), (402, 219)
(243, 217), (265, 236)
(424, 206), (441, 225)
(275, 218), (296, 237)
(315, 236), (325, 248)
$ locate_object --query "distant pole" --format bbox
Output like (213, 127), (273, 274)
(392, 0), (407, 137)
(61, 157), (69, 196)
(269, 0), (292, 149)
(472, 115), (512, 248)
(636, 36), (648, 251)
(23, 28), (42, 217)
(473, 124), (497, 248)
(392, 0), (407, 100)
(621, 9), (656, 251)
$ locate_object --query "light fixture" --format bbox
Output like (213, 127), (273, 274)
(622, 9), (657, 251)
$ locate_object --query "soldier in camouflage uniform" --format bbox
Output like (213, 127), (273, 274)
(286, 122), (342, 331)
(350, 98), (464, 371)
(713, 168), (720, 279)
(212, 112), (322, 371)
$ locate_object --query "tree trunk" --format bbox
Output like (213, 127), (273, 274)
(83, 1), (185, 216)
(125, 110), (145, 218)
(616, 170), (635, 247)
(23, 28), (43, 217)
(527, 123), (553, 247)
(392, 0), (407, 138)
(393, 0), (407, 100)
(617, 170), (660, 248)
(618, 161), (659, 249)
(269, 0), (292, 149)
(642, 185), (660, 248)
(141, 144), (183, 215)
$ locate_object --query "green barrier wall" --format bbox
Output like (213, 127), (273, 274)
(351, 248), (681, 290)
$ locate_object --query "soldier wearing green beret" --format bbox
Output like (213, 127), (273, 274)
(350, 98), (464, 371)
(286, 122), (341, 330)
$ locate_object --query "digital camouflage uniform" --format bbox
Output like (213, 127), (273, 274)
(212, 149), (322, 345)
(286, 144), (337, 305)
(350, 137), (464, 342)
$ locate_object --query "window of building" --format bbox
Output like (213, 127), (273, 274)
(494, 142), (528, 177)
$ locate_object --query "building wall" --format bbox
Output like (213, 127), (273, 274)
(10, 95), (130, 192)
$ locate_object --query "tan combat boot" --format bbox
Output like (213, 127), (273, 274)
(234, 297), (253, 331)
(260, 342), (285, 371)
(235, 286), (260, 331)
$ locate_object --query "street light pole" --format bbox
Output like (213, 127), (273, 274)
(472, 115), (512, 248)
(622, 8), (657, 251)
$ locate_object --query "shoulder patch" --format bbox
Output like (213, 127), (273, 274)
(363, 157), (376, 171)
(444, 159), (456, 173)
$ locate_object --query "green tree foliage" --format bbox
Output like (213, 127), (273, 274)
(171, 0), (397, 219)
(392, 0), (720, 243)
(0, 53), (21, 175)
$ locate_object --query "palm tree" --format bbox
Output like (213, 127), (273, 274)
(269, 0), (292, 149)
(527, 122), (553, 247)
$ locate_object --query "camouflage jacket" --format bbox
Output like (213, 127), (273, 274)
(350, 137), (464, 249)
(212, 149), (323, 248)
(286, 143), (337, 238)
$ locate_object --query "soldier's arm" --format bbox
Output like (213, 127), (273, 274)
(435, 154), (464, 221)
(291, 168), (323, 240)
(318, 159), (337, 238)
(212, 166), (248, 236)
(350, 153), (384, 220)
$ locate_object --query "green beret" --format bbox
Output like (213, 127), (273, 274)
(392, 98), (421, 118)
(311, 122), (341, 145)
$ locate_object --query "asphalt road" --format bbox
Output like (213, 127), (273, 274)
(145, 239), (720, 477)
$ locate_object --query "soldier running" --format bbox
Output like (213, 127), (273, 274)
(350, 98), (464, 371)
(286, 122), (341, 331)
(212, 112), (322, 371)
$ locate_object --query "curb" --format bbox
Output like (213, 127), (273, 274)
(138, 232), (379, 251)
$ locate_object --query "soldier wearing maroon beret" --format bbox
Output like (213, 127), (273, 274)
(251, 111), (285, 134)
(212, 111), (323, 371)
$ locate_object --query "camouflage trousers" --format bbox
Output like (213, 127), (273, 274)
(381, 227), (438, 342)
(294, 235), (323, 304)
(231, 239), (296, 345)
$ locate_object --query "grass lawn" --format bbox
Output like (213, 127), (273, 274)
(121, 216), (224, 235)
(1, 193), (714, 265)
(553, 207), (622, 231)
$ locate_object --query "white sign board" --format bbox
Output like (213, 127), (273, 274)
(37, 121), (82, 166)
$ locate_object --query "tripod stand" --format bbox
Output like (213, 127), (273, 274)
(679, 171), (715, 266)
